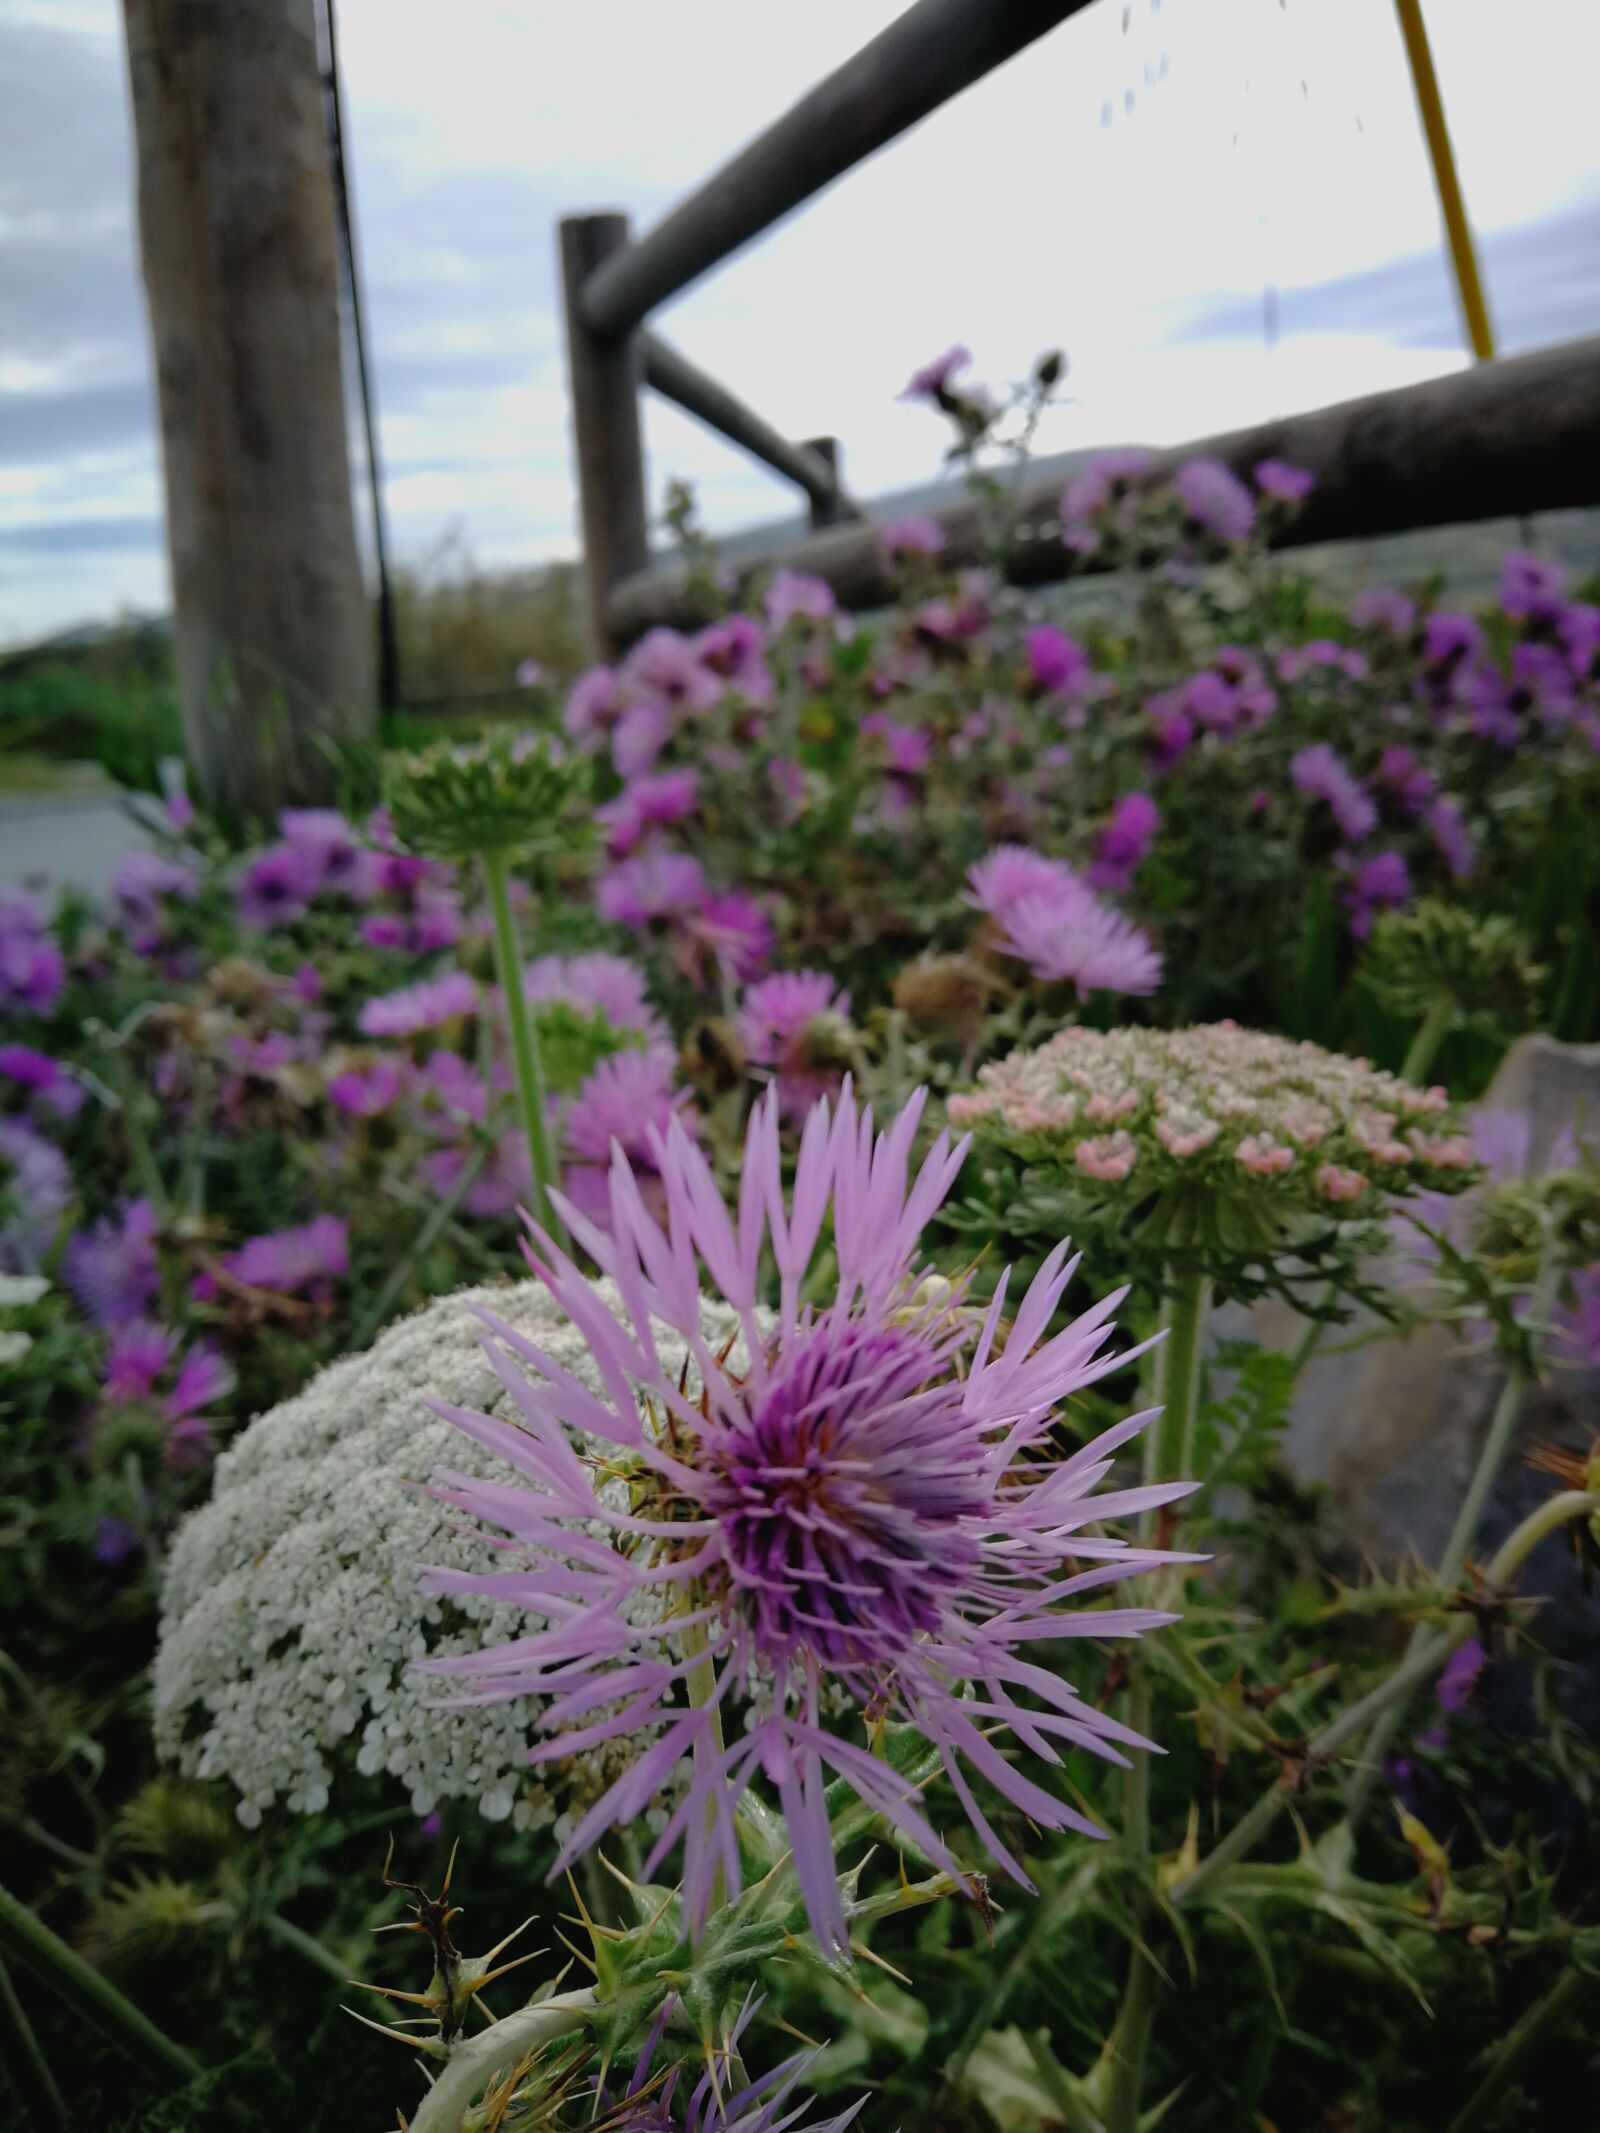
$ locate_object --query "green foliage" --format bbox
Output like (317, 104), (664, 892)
(0, 655), (181, 793)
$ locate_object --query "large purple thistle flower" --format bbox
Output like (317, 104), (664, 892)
(422, 1085), (1186, 1952)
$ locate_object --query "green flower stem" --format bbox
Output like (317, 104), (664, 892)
(0, 1946), (67, 2128)
(407, 1989), (596, 2133)
(1345, 1246), (1560, 1824)
(1105, 1237), (1211, 2133)
(260, 1910), (355, 1989)
(1401, 996), (1455, 1086)
(1449, 1959), (1594, 2133)
(0, 1877), (199, 2091)
(480, 845), (561, 1246)
(1171, 1487), (1600, 1910)
(1144, 1258), (1211, 1537)
(108, 1052), (170, 1221)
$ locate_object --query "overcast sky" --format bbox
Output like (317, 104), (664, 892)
(2, 0), (1598, 645)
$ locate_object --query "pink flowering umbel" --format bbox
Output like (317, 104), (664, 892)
(424, 1085), (1187, 1952)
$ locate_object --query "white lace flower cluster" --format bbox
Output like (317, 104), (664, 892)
(154, 1278), (739, 1833)
(949, 1022), (1472, 1208)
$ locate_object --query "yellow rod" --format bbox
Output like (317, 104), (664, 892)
(1393, 0), (1496, 361)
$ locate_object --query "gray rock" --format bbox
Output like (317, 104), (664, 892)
(1253, 1034), (1599, 1723)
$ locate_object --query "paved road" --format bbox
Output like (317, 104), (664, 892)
(0, 788), (160, 899)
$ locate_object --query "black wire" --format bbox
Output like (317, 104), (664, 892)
(318, 0), (401, 721)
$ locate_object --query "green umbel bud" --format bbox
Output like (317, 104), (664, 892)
(384, 734), (589, 864)
(1362, 901), (1544, 1035)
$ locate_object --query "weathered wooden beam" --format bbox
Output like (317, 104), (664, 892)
(604, 335), (1600, 640)
(558, 213), (650, 659)
(641, 335), (855, 517)
(579, 0), (1096, 338)
(804, 438), (853, 530)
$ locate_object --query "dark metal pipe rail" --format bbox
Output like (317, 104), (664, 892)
(641, 334), (857, 519)
(603, 335), (1600, 639)
(580, 0), (1095, 338)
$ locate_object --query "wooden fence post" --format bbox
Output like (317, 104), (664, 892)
(804, 438), (850, 529)
(558, 214), (650, 661)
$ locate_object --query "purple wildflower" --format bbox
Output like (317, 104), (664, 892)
(737, 970), (853, 1119)
(358, 969), (479, 1039)
(1340, 849), (1411, 938)
(564, 666), (625, 752)
(0, 1043), (84, 1121)
(1423, 612), (1484, 668)
(612, 696), (673, 781)
(995, 886), (1163, 999)
(1559, 602), (1600, 680)
(1291, 744), (1378, 841)
(1436, 1635), (1486, 1714)
(914, 570), (991, 644)
(0, 891), (65, 1015)
(1375, 746), (1438, 815)
(100, 1319), (234, 1471)
(879, 514), (945, 563)
(1499, 549), (1567, 625)
(102, 1317), (176, 1404)
(1277, 639), (1367, 685)
(694, 615), (774, 706)
(326, 1058), (406, 1118)
(622, 629), (724, 718)
(965, 844), (1081, 928)
(63, 1198), (161, 1325)
(221, 1213), (349, 1296)
(524, 952), (671, 1054)
(1173, 457), (1255, 543)
(1025, 623), (1091, 695)
(596, 770), (701, 857)
(279, 808), (370, 896)
(1059, 450), (1150, 553)
(764, 571), (836, 632)
(94, 1516), (143, 1566)
(515, 658), (545, 689)
(767, 756), (807, 824)
(678, 890), (776, 993)
(561, 1049), (697, 1230)
(112, 850), (201, 951)
(1146, 695), (1196, 769)
(423, 1083), (1184, 1949)
(1426, 795), (1476, 880)
(1511, 642), (1576, 728)
(1087, 792), (1160, 894)
(1253, 457), (1314, 504)
(900, 344), (972, 400)
(422, 1127), (534, 1221)
(1457, 664), (1521, 748)
(598, 849), (707, 931)
(862, 713), (933, 777)
(1350, 586), (1417, 635)
(235, 843), (317, 930)
(0, 1120), (71, 1270)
